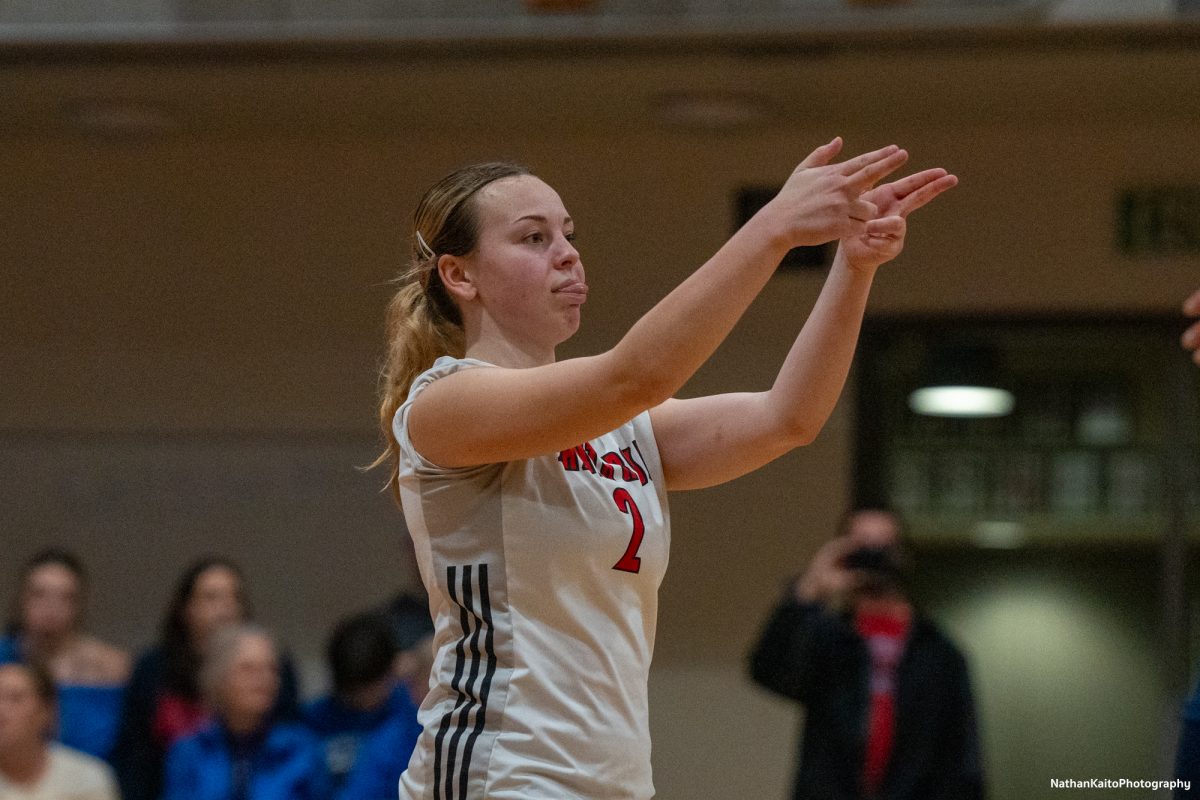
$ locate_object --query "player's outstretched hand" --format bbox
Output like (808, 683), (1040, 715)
(1182, 289), (1200, 366)
(838, 167), (959, 273)
(763, 138), (910, 250)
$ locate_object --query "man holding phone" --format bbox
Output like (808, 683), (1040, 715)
(748, 508), (983, 800)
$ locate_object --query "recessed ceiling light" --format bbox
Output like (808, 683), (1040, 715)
(908, 385), (1015, 418)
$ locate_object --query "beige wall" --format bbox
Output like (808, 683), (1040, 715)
(2, 35), (1198, 798)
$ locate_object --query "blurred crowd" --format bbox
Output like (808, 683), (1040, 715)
(0, 549), (430, 800)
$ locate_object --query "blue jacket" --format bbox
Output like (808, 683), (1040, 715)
(303, 685), (417, 794)
(336, 713), (422, 800)
(162, 721), (331, 800)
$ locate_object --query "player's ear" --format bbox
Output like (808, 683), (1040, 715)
(438, 255), (477, 303)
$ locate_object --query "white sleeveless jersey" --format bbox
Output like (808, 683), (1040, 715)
(393, 356), (671, 800)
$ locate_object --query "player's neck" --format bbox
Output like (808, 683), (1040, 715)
(466, 333), (555, 369)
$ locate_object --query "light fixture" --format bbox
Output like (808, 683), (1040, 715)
(972, 520), (1027, 549)
(907, 342), (1014, 419)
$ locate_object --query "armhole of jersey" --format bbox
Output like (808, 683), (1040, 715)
(394, 357), (493, 475)
(632, 410), (668, 489)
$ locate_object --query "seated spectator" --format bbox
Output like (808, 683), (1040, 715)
(0, 662), (118, 800)
(381, 541), (434, 707)
(0, 548), (130, 760)
(112, 556), (300, 800)
(304, 612), (419, 795)
(336, 711), (421, 800)
(162, 624), (329, 800)
(381, 590), (434, 707)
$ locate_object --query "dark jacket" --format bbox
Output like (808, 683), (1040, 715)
(749, 599), (983, 800)
(111, 645), (300, 800)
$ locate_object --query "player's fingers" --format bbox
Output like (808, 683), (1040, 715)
(849, 199), (878, 223)
(1182, 319), (1200, 351)
(865, 216), (905, 238)
(848, 148), (910, 191)
(1184, 288), (1200, 317)
(798, 137), (844, 169)
(836, 144), (902, 177)
(886, 168), (949, 201)
(898, 174), (959, 217)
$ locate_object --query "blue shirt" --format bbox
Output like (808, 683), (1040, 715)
(162, 721), (331, 800)
(0, 635), (126, 760)
(303, 685), (417, 793)
(336, 713), (423, 800)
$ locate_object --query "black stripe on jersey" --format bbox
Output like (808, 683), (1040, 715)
(457, 564), (497, 795)
(432, 565), (469, 800)
(431, 564), (494, 800)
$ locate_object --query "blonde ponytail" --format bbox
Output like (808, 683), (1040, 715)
(372, 161), (530, 503)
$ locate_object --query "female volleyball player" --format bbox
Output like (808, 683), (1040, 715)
(375, 139), (956, 799)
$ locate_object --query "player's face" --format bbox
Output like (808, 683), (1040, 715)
(464, 175), (585, 352)
(21, 563), (81, 638)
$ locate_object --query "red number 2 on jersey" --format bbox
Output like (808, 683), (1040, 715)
(611, 487), (645, 574)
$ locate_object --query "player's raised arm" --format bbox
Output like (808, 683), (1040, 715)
(650, 166), (958, 490)
(393, 143), (909, 470)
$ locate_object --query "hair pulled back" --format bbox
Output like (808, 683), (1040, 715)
(374, 161), (531, 502)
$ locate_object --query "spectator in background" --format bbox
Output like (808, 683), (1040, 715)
(1174, 289), (1200, 798)
(112, 556), (300, 800)
(0, 662), (118, 800)
(163, 624), (329, 800)
(0, 548), (130, 760)
(748, 508), (983, 800)
(1181, 288), (1200, 366)
(380, 541), (434, 707)
(304, 612), (419, 796)
(336, 709), (422, 800)
(382, 589), (433, 706)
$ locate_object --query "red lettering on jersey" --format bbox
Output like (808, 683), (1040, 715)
(559, 442), (599, 474)
(620, 446), (649, 486)
(600, 452), (635, 482)
(557, 448), (581, 471)
(580, 442), (598, 473)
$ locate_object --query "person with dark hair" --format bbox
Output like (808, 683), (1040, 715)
(748, 508), (983, 800)
(111, 556), (299, 800)
(163, 624), (329, 800)
(380, 539), (435, 707)
(381, 590), (434, 707)
(0, 548), (130, 760)
(0, 662), (118, 799)
(303, 612), (419, 795)
(373, 144), (956, 799)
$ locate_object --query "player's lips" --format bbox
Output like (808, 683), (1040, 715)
(552, 280), (588, 302)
